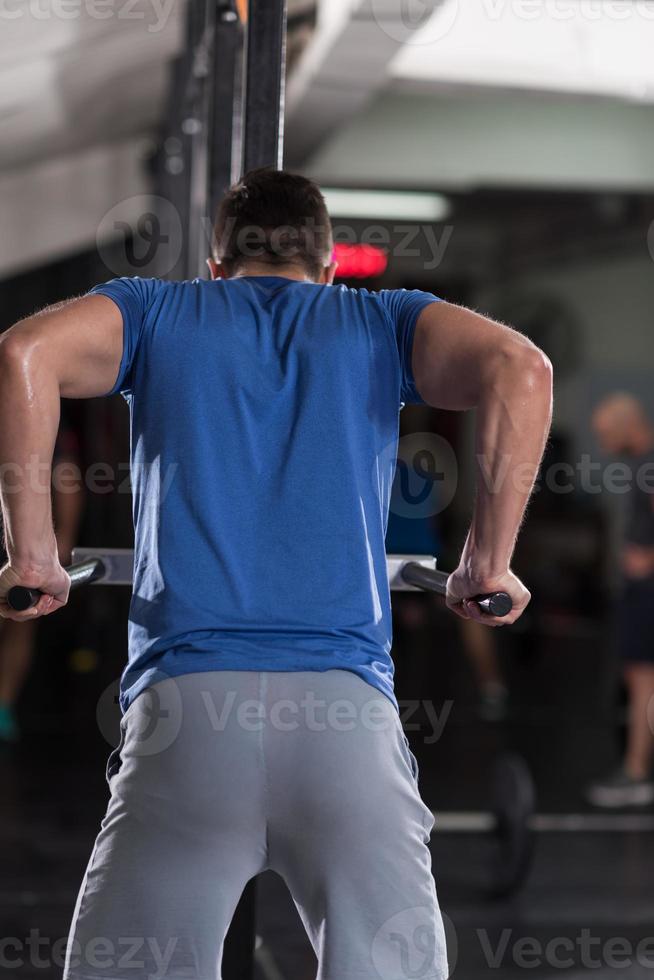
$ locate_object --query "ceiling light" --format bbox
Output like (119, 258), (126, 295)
(322, 187), (450, 222)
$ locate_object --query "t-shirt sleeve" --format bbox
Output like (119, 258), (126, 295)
(377, 289), (442, 404)
(87, 277), (161, 396)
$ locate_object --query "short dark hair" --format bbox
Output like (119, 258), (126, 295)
(212, 169), (333, 280)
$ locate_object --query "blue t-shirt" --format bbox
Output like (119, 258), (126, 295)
(89, 276), (440, 711)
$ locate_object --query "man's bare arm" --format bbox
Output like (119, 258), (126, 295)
(0, 294), (123, 621)
(412, 301), (553, 625)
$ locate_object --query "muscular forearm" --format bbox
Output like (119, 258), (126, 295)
(463, 347), (553, 576)
(0, 334), (60, 568)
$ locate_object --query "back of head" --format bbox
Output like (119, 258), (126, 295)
(213, 169), (333, 281)
(592, 392), (650, 454)
(594, 393), (645, 428)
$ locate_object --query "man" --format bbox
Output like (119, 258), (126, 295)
(0, 170), (552, 979)
(587, 393), (654, 808)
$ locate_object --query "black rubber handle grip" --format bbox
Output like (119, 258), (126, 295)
(400, 562), (513, 618)
(6, 558), (107, 612)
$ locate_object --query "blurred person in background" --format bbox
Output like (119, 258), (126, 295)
(587, 393), (654, 807)
(459, 617), (507, 721)
(0, 405), (83, 741)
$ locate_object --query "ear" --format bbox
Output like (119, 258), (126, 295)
(207, 258), (229, 280)
(322, 261), (338, 285)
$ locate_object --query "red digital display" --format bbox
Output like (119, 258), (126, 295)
(333, 243), (388, 280)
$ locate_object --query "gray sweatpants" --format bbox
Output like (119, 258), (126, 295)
(64, 670), (448, 980)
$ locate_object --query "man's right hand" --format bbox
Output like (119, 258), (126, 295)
(446, 564), (531, 627)
(0, 560), (70, 623)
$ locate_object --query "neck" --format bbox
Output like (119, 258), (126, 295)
(233, 264), (313, 282)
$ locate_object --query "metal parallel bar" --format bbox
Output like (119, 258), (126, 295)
(401, 561), (513, 617)
(67, 550), (438, 591)
(401, 563), (449, 594)
(241, 0), (287, 174)
(434, 812), (654, 834)
(10, 555), (514, 617)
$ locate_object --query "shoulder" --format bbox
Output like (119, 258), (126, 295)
(370, 288), (442, 317)
(88, 276), (173, 310)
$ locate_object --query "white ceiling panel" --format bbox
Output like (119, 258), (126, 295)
(391, 0), (654, 103)
(0, 2), (186, 174)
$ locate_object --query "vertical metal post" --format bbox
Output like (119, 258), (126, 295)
(241, 0), (287, 174)
(184, 0), (214, 279)
(157, 47), (195, 281)
(207, 3), (244, 242)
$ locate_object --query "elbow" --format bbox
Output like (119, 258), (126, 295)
(514, 345), (554, 425)
(481, 340), (552, 414)
(500, 340), (552, 394)
(520, 344), (554, 390)
(0, 326), (62, 400)
(521, 345), (553, 398)
(0, 328), (39, 376)
(0, 330), (26, 370)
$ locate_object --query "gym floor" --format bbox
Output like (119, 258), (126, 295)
(2, 613), (652, 980)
